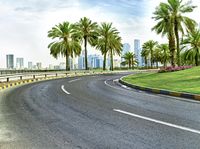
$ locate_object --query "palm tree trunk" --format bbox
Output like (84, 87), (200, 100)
(156, 61), (158, 68)
(131, 57), (134, 69)
(150, 48), (153, 68)
(195, 53), (199, 66)
(169, 28), (176, 67)
(110, 49), (113, 71)
(169, 18), (176, 67)
(175, 21), (181, 66)
(128, 59), (131, 69)
(66, 55), (70, 71)
(103, 53), (106, 70)
(84, 36), (88, 70)
(164, 61), (167, 68)
(145, 57), (147, 67)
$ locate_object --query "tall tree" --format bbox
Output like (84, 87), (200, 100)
(152, 2), (176, 67)
(108, 34), (123, 71)
(153, 48), (162, 68)
(167, 0), (196, 66)
(157, 44), (170, 68)
(123, 52), (137, 69)
(96, 23), (120, 70)
(142, 40), (158, 68)
(75, 17), (98, 70)
(141, 48), (149, 67)
(182, 29), (200, 66)
(48, 22), (81, 71)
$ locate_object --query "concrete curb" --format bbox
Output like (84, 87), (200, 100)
(0, 71), (123, 91)
(119, 76), (200, 101)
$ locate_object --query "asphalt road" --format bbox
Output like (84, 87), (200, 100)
(0, 73), (200, 149)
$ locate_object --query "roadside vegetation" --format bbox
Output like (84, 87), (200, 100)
(123, 66), (200, 94)
(47, 17), (122, 71)
(47, 0), (200, 76)
(142, 0), (199, 69)
(124, 0), (200, 94)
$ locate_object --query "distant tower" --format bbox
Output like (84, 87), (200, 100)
(121, 43), (131, 65)
(134, 39), (142, 67)
(36, 62), (42, 70)
(16, 58), (24, 69)
(78, 50), (85, 69)
(122, 43), (131, 55)
(28, 62), (33, 69)
(6, 54), (14, 69)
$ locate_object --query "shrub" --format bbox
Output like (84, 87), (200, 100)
(158, 66), (192, 73)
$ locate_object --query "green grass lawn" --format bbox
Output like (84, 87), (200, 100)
(123, 66), (200, 94)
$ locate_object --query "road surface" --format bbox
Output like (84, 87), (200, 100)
(0, 73), (200, 149)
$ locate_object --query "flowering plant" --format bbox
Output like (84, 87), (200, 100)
(159, 66), (192, 73)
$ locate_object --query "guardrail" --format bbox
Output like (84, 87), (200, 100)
(0, 69), (65, 75)
(0, 70), (100, 83)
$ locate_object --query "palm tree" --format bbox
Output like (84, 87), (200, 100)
(153, 48), (162, 68)
(108, 34), (123, 71)
(142, 40), (158, 68)
(152, 2), (176, 67)
(123, 52), (137, 69)
(96, 23), (120, 70)
(74, 17), (98, 70)
(141, 48), (149, 67)
(182, 29), (200, 66)
(167, 0), (197, 66)
(48, 22), (81, 71)
(157, 44), (170, 68)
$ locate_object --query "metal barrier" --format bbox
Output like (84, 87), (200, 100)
(0, 70), (93, 83)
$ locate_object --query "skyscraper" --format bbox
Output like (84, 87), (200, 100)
(36, 62), (42, 70)
(122, 43), (131, 55)
(78, 56), (85, 69)
(16, 58), (24, 69)
(134, 39), (142, 67)
(28, 62), (33, 69)
(121, 43), (131, 65)
(6, 54), (14, 69)
(78, 51), (85, 69)
(88, 54), (103, 68)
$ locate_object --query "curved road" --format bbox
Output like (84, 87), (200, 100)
(0, 73), (200, 149)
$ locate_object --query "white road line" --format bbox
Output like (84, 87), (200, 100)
(61, 85), (70, 95)
(68, 78), (81, 83)
(113, 79), (119, 82)
(121, 85), (132, 90)
(113, 109), (200, 135)
(104, 80), (124, 91)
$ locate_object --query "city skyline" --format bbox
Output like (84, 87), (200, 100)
(0, 0), (200, 68)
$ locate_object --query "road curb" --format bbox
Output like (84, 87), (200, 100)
(0, 71), (123, 91)
(119, 76), (200, 101)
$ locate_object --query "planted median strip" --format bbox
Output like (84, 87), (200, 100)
(121, 67), (200, 101)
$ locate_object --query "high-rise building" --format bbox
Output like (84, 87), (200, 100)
(49, 64), (54, 70)
(28, 62), (33, 69)
(121, 43), (131, 66)
(122, 43), (131, 55)
(16, 58), (24, 69)
(69, 57), (76, 70)
(36, 62), (42, 70)
(59, 62), (66, 70)
(134, 39), (143, 67)
(88, 54), (103, 69)
(6, 54), (14, 69)
(78, 56), (85, 69)
(78, 51), (85, 69)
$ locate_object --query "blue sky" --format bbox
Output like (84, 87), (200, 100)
(0, 0), (199, 68)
